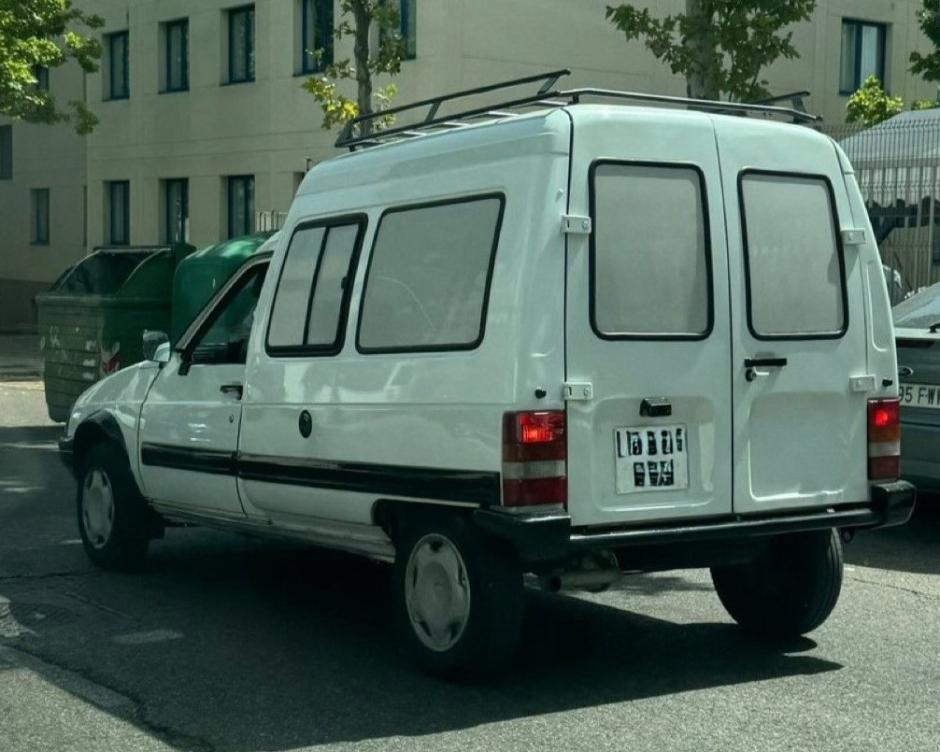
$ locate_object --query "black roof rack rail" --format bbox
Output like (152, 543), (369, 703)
(335, 68), (571, 149)
(334, 71), (820, 151)
(561, 88), (819, 123)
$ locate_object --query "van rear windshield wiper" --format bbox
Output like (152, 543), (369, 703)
(929, 322), (940, 332)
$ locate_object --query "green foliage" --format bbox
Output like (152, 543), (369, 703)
(302, 0), (404, 135)
(0, 0), (103, 133)
(605, 0), (815, 101)
(912, 98), (940, 110)
(911, 0), (940, 82)
(846, 76), (904, 127)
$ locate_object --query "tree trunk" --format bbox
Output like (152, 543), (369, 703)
(352, 0), (373, 136)
(684, 0), (720, 100)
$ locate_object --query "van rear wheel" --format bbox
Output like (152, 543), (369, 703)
(394, 513), (523, 678)
(711, 529), (843, 638)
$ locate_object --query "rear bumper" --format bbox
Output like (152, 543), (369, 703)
(473, 481), (916, 565)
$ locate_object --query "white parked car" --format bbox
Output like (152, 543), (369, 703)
(59, 72), (915, 677)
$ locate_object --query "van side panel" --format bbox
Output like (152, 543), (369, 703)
(237, 113), (571, 525)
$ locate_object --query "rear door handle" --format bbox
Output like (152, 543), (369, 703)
(220, 383), (243, 400)
(745, 357), (787, 382)
(640, 397), (672, 417)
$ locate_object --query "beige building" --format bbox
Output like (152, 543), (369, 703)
(1, 0), (937, 329)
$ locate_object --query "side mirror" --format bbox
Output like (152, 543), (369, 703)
(142, 330), (170, 364)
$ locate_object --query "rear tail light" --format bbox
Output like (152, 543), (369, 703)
(502, 410), (567, 507)
(868, 398), (900, 480)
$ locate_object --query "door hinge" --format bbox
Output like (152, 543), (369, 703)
(841, 228), (866, 246)
(561, 215), (592, 235)
(563, 382), (594, 401)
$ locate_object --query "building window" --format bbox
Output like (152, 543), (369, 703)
(164, 179), (189, 243)
(228, 5), (255, 83)
(840, 19), (886, 94)
(379, 0), (416, 60)
(300, 0), (333, 73)
(227, 175), (254, 238)
(400, 0), (416, 59)
(107, 181), (130, 245)
(0, 126), (11, 180)
(34, 66), (50, 91)
(106, 31), (130, 99)
(164, 19), (189, 92)
(31, 189), (50, 245)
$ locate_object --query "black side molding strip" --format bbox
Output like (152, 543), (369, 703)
(140, 443), (500, 505)
(141, 443), (236, 476)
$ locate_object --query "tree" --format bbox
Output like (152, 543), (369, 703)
(845, 75), (903, 127)
(303, 0), (405, 137)
(910, 0), (940, 82)
(0, 0), (102, 134)
(606, 0), (815, 101)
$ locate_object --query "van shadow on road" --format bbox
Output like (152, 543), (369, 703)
(846, 501), (940, 575)
(1, 539), (841, 752)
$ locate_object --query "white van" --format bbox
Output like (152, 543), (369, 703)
(59, 72), (915, 676)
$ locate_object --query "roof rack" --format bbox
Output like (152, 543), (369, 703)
(335, 70), (820, 151)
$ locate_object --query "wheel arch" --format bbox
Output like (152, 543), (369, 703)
(73, 411), (129, 471)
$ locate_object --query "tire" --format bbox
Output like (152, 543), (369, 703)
(711, 529), (843, 639)
(394, 512), (524, 678)
(77, 442), (151, 571)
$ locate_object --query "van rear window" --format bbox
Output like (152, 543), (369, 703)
(590, 162), (712, 339)
(740, 172), (847, 339)
(357, 195), (503, 353)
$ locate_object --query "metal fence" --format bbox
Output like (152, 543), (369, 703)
(255, 210), (288, 233)
(823, 114), (940, 299)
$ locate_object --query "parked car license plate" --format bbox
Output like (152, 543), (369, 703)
(899, 383), (940, 409)
(615, 425), (689, 494)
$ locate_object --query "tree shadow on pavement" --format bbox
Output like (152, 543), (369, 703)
(2, 538), (842, 752)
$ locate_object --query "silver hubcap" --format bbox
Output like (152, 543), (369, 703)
(405, 533), (472, 652)
(82, 468), (115, 550)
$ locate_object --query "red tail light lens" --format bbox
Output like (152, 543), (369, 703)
(868, 398), (900, 480)
(502, 411), (567, 507)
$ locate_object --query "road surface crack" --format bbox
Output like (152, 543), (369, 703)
(846, 572), (939, 600)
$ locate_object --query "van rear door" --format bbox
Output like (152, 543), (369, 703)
(564, 111), (733, 527)
(714, 120), (870, 514)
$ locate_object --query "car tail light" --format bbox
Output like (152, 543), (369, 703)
(868, 398), (900, 480)
(502, 411), (567, 507)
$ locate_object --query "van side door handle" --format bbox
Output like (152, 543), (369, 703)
(744, 357), (787, 382)
(220, 383), (243, 400)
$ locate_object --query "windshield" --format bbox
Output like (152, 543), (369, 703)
(892, 279), (940, 328)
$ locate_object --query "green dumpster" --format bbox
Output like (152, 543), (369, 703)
(170, 232), (275, 343)
(36, 244), (195, 423)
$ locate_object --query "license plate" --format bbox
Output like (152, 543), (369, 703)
(615, 425), (689, 494)
(899, 383), (940, 409)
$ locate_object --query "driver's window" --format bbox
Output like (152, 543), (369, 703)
(190, 261), (269, 366)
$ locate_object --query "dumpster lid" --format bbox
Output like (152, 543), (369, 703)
(52, 245), (182, 295)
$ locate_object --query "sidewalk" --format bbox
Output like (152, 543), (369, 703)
(0, 334), (42, 382)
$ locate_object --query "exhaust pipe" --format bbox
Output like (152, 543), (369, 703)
(538, 551), (622, 593)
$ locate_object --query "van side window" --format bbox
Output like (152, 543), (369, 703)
(357, 195), (503, 353)
(266, 218), (364, 354)
(740, 173), (846, 338)
(590, 162), (712, 339)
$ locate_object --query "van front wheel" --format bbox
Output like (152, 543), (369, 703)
(711, 529), (843, 639)
(394, 514), (523, 678)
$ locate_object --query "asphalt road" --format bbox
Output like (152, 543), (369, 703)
(1, 381), (939, 752)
